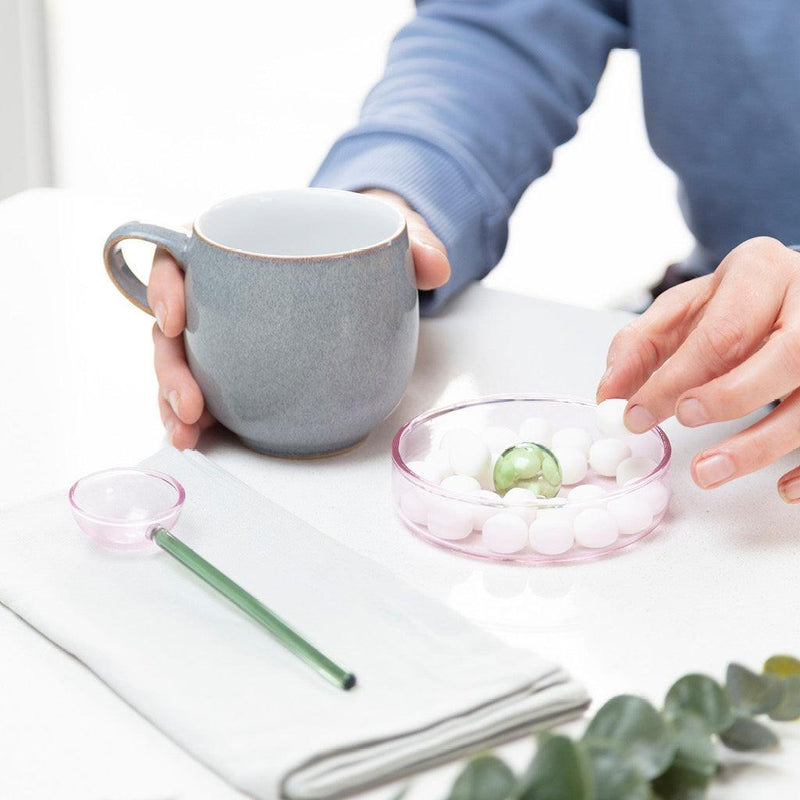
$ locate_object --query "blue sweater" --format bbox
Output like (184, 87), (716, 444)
(312, 0), (800, 313)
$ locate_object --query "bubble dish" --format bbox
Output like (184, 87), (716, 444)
(391, 396), (671, 564)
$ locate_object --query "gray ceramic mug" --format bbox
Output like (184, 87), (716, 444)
(104, 189), (418, 456)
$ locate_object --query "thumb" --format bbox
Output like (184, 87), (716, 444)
(360, 188), (450, 290)
(406, 213), (450, 291)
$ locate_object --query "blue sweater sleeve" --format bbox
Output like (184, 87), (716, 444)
(311, 0), (629, 313)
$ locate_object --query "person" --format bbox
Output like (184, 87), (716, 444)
(146, 0), (800, 503)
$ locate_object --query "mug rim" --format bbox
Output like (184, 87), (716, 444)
(192, 188), (408, 261)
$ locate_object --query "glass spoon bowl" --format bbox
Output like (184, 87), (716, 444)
(68, 467), (185, 553)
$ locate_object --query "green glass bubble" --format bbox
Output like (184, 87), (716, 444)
(493, 442), (562, 498)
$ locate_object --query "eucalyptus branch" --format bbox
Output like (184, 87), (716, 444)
(442, 654), (800, 800)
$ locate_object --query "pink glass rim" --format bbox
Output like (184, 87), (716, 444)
(68, 467), (186, 525)
(391, 394), (672, 506)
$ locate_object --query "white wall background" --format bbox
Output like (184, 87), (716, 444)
(45, 0), (693, 309)
(0, 0), (51, 198)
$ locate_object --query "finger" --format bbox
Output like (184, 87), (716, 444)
(597, 276), (711, 402)
(147, 247), (186, 337)
(778, 464), (800, 504)
(196, 408), (216, 429)
(158, 394), (201, 450)
(624, 270), (785, 431)
(358, 189), (450, 290)
(152, 323), (206, 425)
(676, 326), (800, 426)
(406, 211), (450, 290)
(691, 390), (800, 489)
(158, 394), (215, 450)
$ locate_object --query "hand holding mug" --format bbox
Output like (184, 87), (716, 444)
(105, 189), (444, 456)
(143, 190), (449, 449)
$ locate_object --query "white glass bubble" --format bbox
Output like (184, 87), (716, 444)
(595, 398), (630, 438)
(427, 500), (474, 541)
(551, 427), (593, 455)
(502, 486), (539, 524)
(399, 488), (429, 525)
(447, 430), (491, 478)
(482, 512), (529, 554)
(574, 508), (619, 549)
(482, 425), (518, 454)
(519, 416), (554, 447)
(553, 446), (588, 485)
(589, 438), (632, 477)
(425, 449), (454, 482)
(567, 484), (605, 502)
(440, 474), (482, 495)
(608, 495), (653, 536)
(406, 460), (441, 484)
(617, 456), (658, 487)
(529, 516), (574, 555)
(636, 480), (670, 515)
(472, 489), (503, 530)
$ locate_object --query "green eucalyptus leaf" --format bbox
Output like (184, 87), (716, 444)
(725, 663), (782, 715)
(584, 694), (675, 779)
(390, 787), (409, 800)
(651, 763), (711, 800)
(518, 734), (592, 800)
(668, 711), (717, 778)
(720, 716), (779, 752)
(583, 741), (653, 800)
(764, 654), (800, 679)
(446, 755), (516, 800)
(768, 675), (800, 721)
(664, 674), (734, 734)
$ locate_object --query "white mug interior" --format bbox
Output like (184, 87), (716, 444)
(194, 189), (406, 258)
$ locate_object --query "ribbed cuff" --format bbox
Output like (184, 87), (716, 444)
(311, 131), (508, 315)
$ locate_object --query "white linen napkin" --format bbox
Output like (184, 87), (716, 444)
(0, 448), (587, 799)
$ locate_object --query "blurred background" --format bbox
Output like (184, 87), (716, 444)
(1, 0), (693, 308)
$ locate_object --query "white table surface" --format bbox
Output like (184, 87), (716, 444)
(1, 188), (799, 798)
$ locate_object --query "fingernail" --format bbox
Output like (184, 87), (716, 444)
(695, 453), (735, 488)
(676, 398), (708, 427)
(419, 239), (443, 256)
(167, 389), (180, 418)
(779, 478), (800, 503)
(625, 404), (656, 433)
(154, 302), (167, 333)
(165, 418), (176, 443)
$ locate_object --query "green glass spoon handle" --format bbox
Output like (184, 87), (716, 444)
(151, 527), (356, 691)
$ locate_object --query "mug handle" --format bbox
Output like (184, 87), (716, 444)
(103, 222), (191, 314)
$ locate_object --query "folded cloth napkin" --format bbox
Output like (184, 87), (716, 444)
(0, 448), (587, 799)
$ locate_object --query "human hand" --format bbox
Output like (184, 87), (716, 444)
(359, 189), (450, 289)
(596, 237), (800, 502)
(149, 189), (450, 448)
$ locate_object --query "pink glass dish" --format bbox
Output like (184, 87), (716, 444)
(69, 467), (185, 553)
(391, 396), (671, 565)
